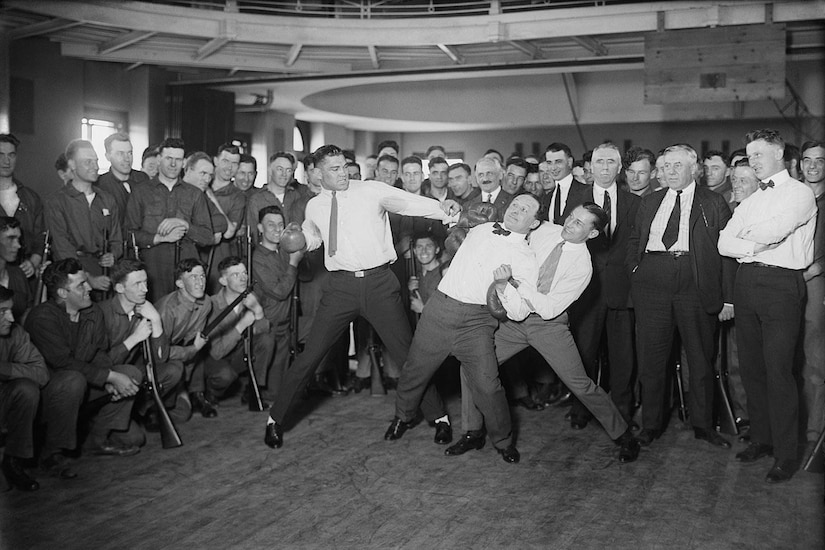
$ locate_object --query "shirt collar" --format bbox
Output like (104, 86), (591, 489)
(761, 169), (792, 187)
(667, 181), (696, 197)
(557, 174), (574, 189)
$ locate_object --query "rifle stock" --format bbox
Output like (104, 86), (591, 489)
(143, 340), (183, 449)
(804, 424), (825, 473)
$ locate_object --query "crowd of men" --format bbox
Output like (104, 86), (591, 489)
(0, 128), (822, 492)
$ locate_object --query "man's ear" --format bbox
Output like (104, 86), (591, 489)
(587, 228), (600, 240)
(529, 218), (541, 231)
(175, 278), (185, 290)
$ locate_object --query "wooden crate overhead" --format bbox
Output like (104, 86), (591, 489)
(644, 24), (786, 104)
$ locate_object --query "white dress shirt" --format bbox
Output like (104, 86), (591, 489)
(645, 181), (696, 252)
(439, 222), (537, 309)
(499, 222), (593, 321)
(551, 173), (575, 220)
(481, 186), (502, 204)
(302, 179), (455, 272)
(592, 182), (617, 235)
(718, 169), (816, 269)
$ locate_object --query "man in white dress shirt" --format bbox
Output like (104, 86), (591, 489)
(449, 203), (640, 462)
(264, 144), (458, 449)
(718, 129), (817, 483)
(388, 194), (543, 464)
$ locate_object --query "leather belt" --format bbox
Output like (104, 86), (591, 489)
(335, 263), (389, 278)
(645, 250), (691, 258)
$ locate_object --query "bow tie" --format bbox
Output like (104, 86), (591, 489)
(759, 179), (775, 191)
(492, 222), (511, 236)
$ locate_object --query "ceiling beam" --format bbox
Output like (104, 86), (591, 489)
(507, 40), (543, 60)
(8, 18), (81, 41)
(571, 36), (608, 56)
(368, 45), (380, 70)
(437, 44), (464, 65)
(285, 44), (303, 67)
(194, 36), (230, 61)
(98, 30), (156, 55)
(62, 41), (349, 74)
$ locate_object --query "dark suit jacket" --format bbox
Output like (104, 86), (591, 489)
(556, 180), (591, 224)
(467, 188), (514, 222)
(567, 184), (640, 308)
(627, 186), (735, 314)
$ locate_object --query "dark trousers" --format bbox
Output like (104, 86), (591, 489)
(396, 291), (512, 448)
(41, 370), (87, 455)
(87, 364), (143, 444)
(0, 379), (39, 459)
(204, 324), (273, 399)
(269, 266), (444, 424)
(490, 313), (628, 440)
(735, 264), (805, 463)
(570, 283), (636, 423)
(632, 254), (716, 432)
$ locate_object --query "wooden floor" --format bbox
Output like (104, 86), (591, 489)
(1, 383), (823, 550)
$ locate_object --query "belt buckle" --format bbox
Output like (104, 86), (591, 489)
(354, 270), (365, 278)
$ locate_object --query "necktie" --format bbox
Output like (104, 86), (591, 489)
(661, 190), (682, 251)
(537, 241), (564, 294)
(492, 222), (511, 236)
(553, 187), (561, 224)
(602, 191), (612, 240)
(328, 190), (338, 257)
(759, 179), (775, 191)
(484, 192), (491, 203)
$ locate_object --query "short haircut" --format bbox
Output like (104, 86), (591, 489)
(376, 140), (399, 155)
(425, 145), (446, 157)
(110, 259), (146, 287)
(0, 134), (20, 149)
(529, 192), (549, 223)
(342, 149), (356, 163)
(258, 204), (285, 224)
(545, 142), (574, 159)
(623, 146), (656, 169)
(103, 132), (130, 154)
(0, 286), (14, 304)
(185, 151), (212, 172)
(733, 158), (751, 167)
(302, 152), (315, 171)
(216, 143), (241, 157)
(662, 143), (699, 165)
(239, 154), (257, 170)
(745, 129), (785, 150)
(582, 149), (593, 163)
(218, 255), (244, 275)
(447, 162), (472, 177)
(142, 146), (160, 163)
(0, 216), (21, 233)
(505, 156), (529, 171)
(158, 137), (186, 153)
(801, 140), (825, 154)
(346, 161), (361, 176)
(43, 258), (83, 300)
(592, 142), (621, 159)
(428, 156), (448, 170)
(525, 162), (538, 175)
(484, 149), (503, 162)
(65, 139), (95, 161)
(175, 258), (206, 281)
(313, 144), (344, 166)
(401, 156), (422, 169)
(269, 151), (295, 166)
(475, 156), (502, 172)
(730, 148), (747, 161)
(54, 153), (68, 172)
(377, 154), (399, 168)
(412, 231), (441, 249)
(579, 201), (609, 235)
(703, 149), (730, 165)
(366, 154), (377, 161)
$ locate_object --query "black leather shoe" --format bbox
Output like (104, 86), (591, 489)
(534, 382), (561, 406)
(190, 392), (218, 418)
(497, 445), (520, 464)
(513, 396), (544, 411)
(765, 460), (796, 484)
(615, 432), (640, 463)
(445, 432), (486, 456)
(40, 452), (78, 480)
(89, 441), (141, 457)
(736, 442), (773, 463)
(434, 421), (453, 445)
(570, 415), (589, 430)
(384, 377), (399, 391)
(264, 421), (283, 449)
(384, 416), (422, 440)
(694, 428), (731, 449)
(2, 455), (39, 491)
(636, 428), (660, 447)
